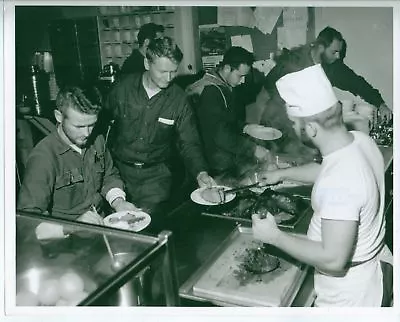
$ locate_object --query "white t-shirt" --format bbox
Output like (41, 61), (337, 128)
(307, 131), (387, 306)
(307, 131), (386, 262)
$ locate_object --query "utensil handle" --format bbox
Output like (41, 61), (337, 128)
(103, 234), (115, 260)
(92, 205), (115, 261)
(224, 182), (260, 194)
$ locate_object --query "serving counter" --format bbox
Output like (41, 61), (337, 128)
(16, 211), (180, 306)
(161, 144), (393, 307)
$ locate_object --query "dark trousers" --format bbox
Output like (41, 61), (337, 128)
(115, 161), (172, 233)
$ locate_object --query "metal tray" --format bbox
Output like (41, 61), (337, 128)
(179, 226), (309, 307)
(200, 187), (312, 230)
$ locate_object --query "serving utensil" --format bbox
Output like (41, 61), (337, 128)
(222, 182), (261, 194)
(91, 205), (122, 270)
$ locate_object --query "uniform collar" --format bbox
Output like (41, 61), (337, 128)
(47, 129), (73, 155)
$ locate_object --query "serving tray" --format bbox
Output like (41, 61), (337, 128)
(179, 226), (309, 307)
(200, 187), (312, 230)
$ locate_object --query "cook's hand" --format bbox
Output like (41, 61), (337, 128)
(196, 171), (216, 188)
(76, 210), (104, 226)
(252, 213), (281, 246)
(254, 145), (270, 162)
(257, 169), (284, 186)
(378, 103), (392, 124)
(111, 198), (141, 212)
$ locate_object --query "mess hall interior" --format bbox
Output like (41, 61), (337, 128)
(12, 4), (394, 308)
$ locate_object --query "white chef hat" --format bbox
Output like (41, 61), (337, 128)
(276, 64), (338, 117)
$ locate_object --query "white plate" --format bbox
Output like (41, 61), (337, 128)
(245, 125), (282, 141)
(190, 186), (236, 206)
(103, 210), (151, 232)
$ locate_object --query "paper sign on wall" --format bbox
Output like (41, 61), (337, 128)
(254, 7), (283, 35)
(217, 7), (237, 26)
(231, 35), (254, 53)
(277, 26), (307, 49)
(282, 7), (308, 27)
(217, 7), (255, 28)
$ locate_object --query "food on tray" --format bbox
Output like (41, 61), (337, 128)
(239, 246), (280, 274)
(58, 271), (85, 301)
(108, 212), (146, 227)
(37, 278), (60, 306)
(206, 188), (308, 225)
(252, 189), (305, 216)
(200, 187), (226, 204)
(274, 212), (295, 223)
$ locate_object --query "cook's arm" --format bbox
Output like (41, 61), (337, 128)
(254, 215), (358, 274)
(259, 162), (321, 185)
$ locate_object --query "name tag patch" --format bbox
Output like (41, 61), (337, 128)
(158, 117), (175, 125)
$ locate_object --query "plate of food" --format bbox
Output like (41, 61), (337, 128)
(103, 210), (151, 232)
(191, 186), (236, 206)
(245, 124), (282, 141)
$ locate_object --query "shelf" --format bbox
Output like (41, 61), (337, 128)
(102, 41), (135, 45)
(100, 25), (174, 31)
(97, 10), (174, 18)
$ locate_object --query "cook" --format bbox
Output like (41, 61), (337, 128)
(104, 36), (215, 230)
(253, 26), (392, 157)
(186, 46), (270, 177)
(252, 64), (393, 306)
(17, 85), (139, 238)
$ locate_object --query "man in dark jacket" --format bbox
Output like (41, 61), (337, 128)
(187, 47), (270, 176)
(105, 37), (215, 227)
(120, 23), (165, 75)
(255, 26), (392, 154)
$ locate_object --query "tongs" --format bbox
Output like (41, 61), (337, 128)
(223, 182), (261, 194)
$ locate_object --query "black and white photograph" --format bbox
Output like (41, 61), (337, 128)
(2, 1), (398, 321)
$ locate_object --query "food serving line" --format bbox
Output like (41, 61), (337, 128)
(159, 144), (393, 307)
(15, 116), (392, 307)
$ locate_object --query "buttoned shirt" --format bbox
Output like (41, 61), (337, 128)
(17, 130), (125, 219)
(105, 73), (207, 177)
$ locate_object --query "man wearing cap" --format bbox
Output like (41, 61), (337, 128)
(120, 22), (165, 75)
(252, 64), (393, 306)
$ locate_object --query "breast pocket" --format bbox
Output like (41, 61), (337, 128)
(53, 168), (85, 210)
(152, 118), (175, 145)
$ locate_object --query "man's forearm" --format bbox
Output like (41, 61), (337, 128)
(280, 162), (321, 184)
(271, 231), (341, 274)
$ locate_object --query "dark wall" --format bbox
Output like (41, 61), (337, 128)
(15, 7), (64, 100)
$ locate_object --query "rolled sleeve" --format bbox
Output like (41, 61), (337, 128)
(105, 187), (126, 205)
